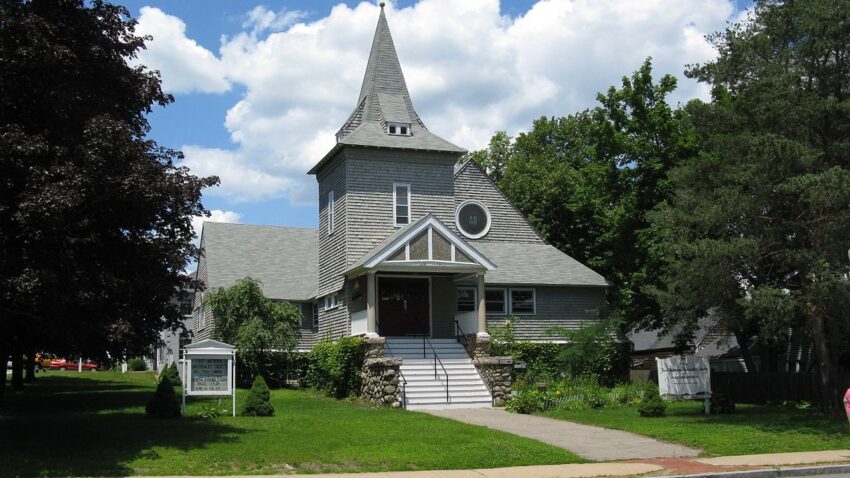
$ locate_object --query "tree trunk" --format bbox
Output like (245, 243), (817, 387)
(735, 332), (757, 373)
(809, 305), (840, 414)
(0, 341), (7, 401)
(24, 350), (36, 383)
(11, 344), (23, 391)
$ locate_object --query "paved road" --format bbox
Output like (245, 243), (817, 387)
(422, 408), (700, 461)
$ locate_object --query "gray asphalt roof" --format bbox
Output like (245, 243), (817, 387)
(470, 242), (608, 287)
(309, 6), (463, 174)
(201, 222), (318, 301)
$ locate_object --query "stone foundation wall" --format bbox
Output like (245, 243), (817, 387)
(474, 356), (513, 406)
(360, 357), (402, 408)
(464, 333), (490, 358)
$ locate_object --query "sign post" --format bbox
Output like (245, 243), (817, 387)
(181, 339), (237, 417)
(656, 355), (712, 414)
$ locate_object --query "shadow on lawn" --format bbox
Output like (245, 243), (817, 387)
(0, 374), (244, 477)
(671, 402), (849, 438)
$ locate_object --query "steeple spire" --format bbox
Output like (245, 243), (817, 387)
(311, 4), (464, 174)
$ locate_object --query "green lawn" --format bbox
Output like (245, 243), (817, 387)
(0, 371), (582, 476)
(541, 400), (850, 456)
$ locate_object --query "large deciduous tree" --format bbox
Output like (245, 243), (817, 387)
(0, 0), (217, 394)
(206, 278), (301, 380)
(469, 59), (695, 329)
(651, 0), (850, 412)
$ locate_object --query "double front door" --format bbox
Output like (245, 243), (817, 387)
(377, 277), (429, 336)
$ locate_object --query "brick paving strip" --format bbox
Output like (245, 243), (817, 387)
(422, 408), (701, 461)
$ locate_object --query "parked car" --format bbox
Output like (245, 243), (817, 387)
(47, 359), (98, 371)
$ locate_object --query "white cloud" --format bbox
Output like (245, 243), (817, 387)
(134, 7), (231, 94)
(191, 209), (242, 246)
(138, 0), (738, 205)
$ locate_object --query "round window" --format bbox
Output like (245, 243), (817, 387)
(456, 200), (491, 239)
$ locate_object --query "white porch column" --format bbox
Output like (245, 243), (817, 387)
(366, 271), (377, 336)
(476, 272), (488, 337)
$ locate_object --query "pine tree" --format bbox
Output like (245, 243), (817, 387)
(146, 375), (181, 418)
(242, 375), (274, 417)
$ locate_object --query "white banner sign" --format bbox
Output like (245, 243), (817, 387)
(657, 355), (711, 399)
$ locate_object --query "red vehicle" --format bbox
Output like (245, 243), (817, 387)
(48, 359), (98, 371)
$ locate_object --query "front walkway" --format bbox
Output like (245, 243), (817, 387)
(423, 408), (700, 461)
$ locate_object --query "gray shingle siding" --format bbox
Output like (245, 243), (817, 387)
(486, 286), (606, 341)
(454, 161), (545, 244)
(318, 154), (348, 297)
(345, 148), (458, 264)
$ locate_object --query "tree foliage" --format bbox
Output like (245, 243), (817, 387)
(206, 277), (301, 379)
(467, 59), (695, 329)
(650, 0), (850, 412)
(0, 0), (217, 393)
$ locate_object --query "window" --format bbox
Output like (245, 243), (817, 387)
(327, 190), (335, 235)
(455, 199), (491, 239)
(457, 287), (477, 312)
(324, 292), (341, 311)
(485, 288), (506, 314)
(387, 122), (411, 136)
(299, 303), (313, 329)
(312, 302), (319, 329)
(510, 288), (536, 314)
(195, 291), (206, 329)
(393, 183), (410, 226)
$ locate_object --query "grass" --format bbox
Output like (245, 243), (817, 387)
(0, 371), (582, 476)
(541, 400), (850, 456)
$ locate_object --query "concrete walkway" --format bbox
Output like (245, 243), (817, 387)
(422, 408), (701, 461)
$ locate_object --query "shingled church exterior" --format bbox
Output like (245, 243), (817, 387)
(191, 6), (607, 404)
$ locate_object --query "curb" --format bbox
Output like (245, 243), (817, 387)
(661, 464), (850, 478)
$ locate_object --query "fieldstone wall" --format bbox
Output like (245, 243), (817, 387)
(360, 357), (402, 408)
(464, 333), (490, 358)
(474, 356), (513, 406)
(364, 336), (385, 358)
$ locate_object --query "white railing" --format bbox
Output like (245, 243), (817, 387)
(351, 309), (368, 336)
(454, 310), (478, 334)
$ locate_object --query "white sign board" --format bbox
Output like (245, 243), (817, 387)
(182, 339), (237, 416)
(189, 358), (230, 394)
(657, 355), (711, 399)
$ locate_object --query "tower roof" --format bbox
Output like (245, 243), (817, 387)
(309, 4), (464, 174)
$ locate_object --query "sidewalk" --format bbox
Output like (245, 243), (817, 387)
(423, 407), (700, 460)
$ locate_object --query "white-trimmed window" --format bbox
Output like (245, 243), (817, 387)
(324, 292), (341, 311)
(312, 302), (319, 328)
(195, 292), (206, 329)
(457, 287), (477, 312)
(393, 183), (410, 226)
(509, 288), (536, 315)
(456, 199), (492, 239)
(327, 190), (335, 235)
(387, 122), (411, 136)
(485, 288), (507, 314)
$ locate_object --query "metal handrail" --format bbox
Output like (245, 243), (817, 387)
(409, 313), (450, 404)
(455, 319), (469, 349)
(397, 367), (408, 409)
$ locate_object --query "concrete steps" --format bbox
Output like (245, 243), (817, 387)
(385, 336), (492, 410)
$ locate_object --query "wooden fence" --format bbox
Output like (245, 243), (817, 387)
(711, 372), (850, 404)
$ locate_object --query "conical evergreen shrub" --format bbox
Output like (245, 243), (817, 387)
(146, 375), (181, 418)
(242, 375), (274, 416)
(163, 361), (181, 386)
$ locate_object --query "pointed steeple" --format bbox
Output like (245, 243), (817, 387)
(314, 3), (463, 168)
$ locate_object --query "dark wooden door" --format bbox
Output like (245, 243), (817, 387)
(378, 277), (429, 336)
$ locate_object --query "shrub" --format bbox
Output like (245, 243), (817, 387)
(305, 337), (366, 398)
(146, 375), (181, 418)
(199, 399), (227, 418)
(161, 361), (181, 386)
(128, 357), (147, 371)
(549, 320), (632, 387)
(711, 390), (736, 414)
(638, 391), (667, 417)
(505, 391), (546, 414)
(243, 375), (274, 416)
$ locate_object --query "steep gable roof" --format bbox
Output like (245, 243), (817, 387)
(309, 5), (463, 174)
(200, 222), (318, 301)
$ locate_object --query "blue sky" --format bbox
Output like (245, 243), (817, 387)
(120, 0), (752, 235)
